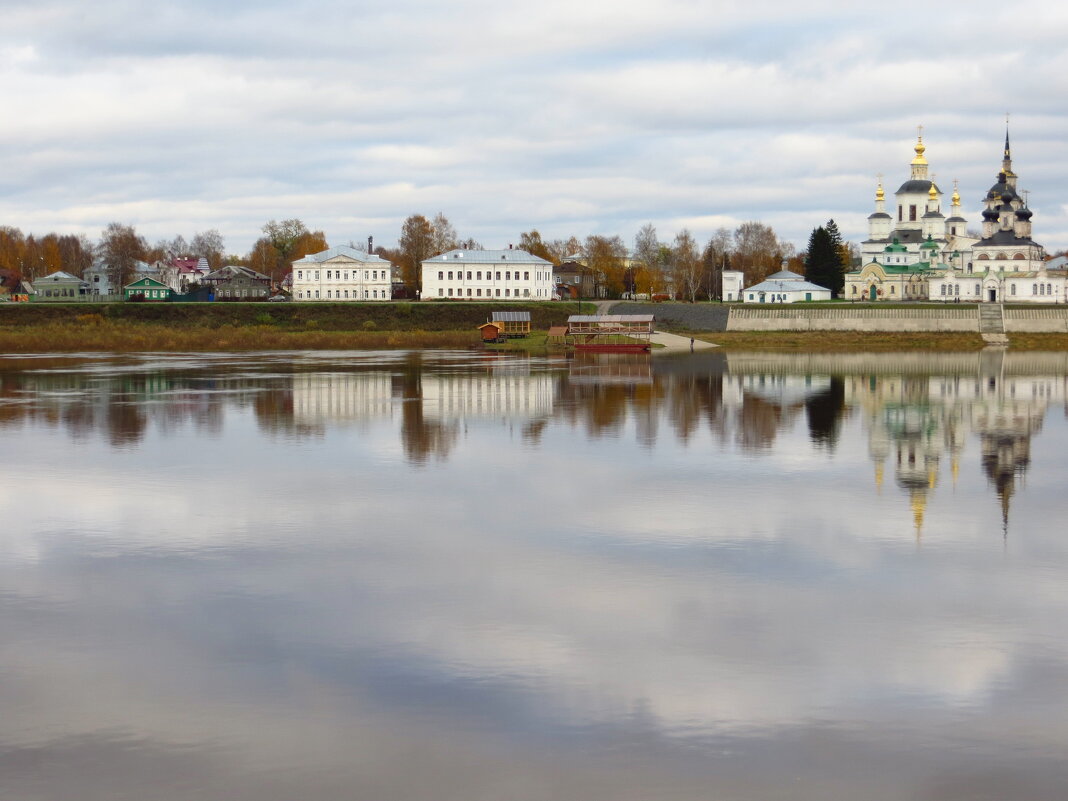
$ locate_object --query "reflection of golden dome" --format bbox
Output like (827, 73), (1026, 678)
(912, 135), (928, 166)
(910, 491), (927, 537)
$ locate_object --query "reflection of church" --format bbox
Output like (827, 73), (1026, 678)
(848, 357), (1061, 537)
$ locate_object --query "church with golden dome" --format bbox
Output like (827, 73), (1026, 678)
(845, 126), (1064, 303)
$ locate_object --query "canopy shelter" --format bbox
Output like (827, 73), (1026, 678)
(566, 314), (654, 351)
(491, 310), (531, 337)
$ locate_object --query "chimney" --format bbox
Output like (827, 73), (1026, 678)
(509, 243), (513, 250)
(368, 235), (374, 254)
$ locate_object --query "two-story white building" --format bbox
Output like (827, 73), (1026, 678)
(292, 246), (395, 301)
(421, 248), (554, 300)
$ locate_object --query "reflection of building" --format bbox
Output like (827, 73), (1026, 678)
(292, 373), (396, 428)
(847, 359), (1062, 536)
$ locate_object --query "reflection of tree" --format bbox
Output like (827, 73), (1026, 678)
(805, 376), (847, 450)
(394, 353), (457, 464)
(106, 401), (147, 448)
(735, 394), (787, 451)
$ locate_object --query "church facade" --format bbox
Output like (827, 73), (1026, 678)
(846, 130), (1063, 303)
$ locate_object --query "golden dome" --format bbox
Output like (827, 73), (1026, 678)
(911, 135), (928, 166)
(876, 182), (885, 202)
(952, 186), (961, 205)
(928, 182), (938, 200)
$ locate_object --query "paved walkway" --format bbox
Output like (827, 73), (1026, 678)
(649, 331), (719, 352)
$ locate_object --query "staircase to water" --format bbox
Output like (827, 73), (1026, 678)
(978, 304), (1008, 345)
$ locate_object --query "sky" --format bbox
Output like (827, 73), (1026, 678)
(3, 0), (1068, 256)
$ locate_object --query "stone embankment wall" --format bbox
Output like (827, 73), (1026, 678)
(726, 306), (981, 332)
(609, 303), (731, 331)
(1004, 308), (1068, 333)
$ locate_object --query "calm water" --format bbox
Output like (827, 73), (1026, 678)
(2, 349), (1067, 801)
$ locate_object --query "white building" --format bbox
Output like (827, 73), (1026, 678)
(292, 246), (395, 301)
(421, 248), (554, 300)
(722, 270), (744, 301)
(741, 266), (831, 303)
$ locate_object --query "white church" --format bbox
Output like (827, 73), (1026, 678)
(845, 128), (1064, 303)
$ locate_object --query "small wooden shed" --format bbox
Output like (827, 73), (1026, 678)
(478, 321), (504, 343)
(491, 310), (531, 337)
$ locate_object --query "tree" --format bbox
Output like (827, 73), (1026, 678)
(546, 236), (582, 264)
(732, 221), (780, 284)
(633, 223), (661, 296)
(672, 229), (702, 302)
(191, 229), (226, 269)
(825, 218), (851, 277)
(398, 214), (434, 292)
(803, 225), (844, 294)
(262, 219), (309, 260)
(99, 222), (148, 288)
(248, 239), (281, 280)
(703, 227), (732, 300)
(430, 213), (458, 256)
(584, 235), (627, 297)
(518, 230), (554, 262)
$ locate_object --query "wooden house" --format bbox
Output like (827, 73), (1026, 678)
(124, 277), (172, 301)
(478, 322), (504, 343)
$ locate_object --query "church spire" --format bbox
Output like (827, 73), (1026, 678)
(1002, 113), (1015, 178)
(910, 126), (929, 180)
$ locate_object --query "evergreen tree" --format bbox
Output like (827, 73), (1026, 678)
(803, 225), (844, 294)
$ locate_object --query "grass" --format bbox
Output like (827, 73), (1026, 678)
(0, 320), (482, 352)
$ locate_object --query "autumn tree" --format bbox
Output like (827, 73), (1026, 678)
(672, 229), (702, 302)
(99, 222), (148, 288)
(732, 221), (781, 284)
(518, 229), (555, 262)
(584, 234), (627, 297)
(398, 214), (435, 292)
(546, 236), (582, 265)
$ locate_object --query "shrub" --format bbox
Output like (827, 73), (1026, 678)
(362, 320), (377, 331)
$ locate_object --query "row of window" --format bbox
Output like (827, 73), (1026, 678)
(439, 287), (545, 298)
(436, 270), (547, 282)
(218, 288), (265, 297)
(937, 283), (1057, 296)
(296, 270), (387, 281)
(295, 289), (387, 299)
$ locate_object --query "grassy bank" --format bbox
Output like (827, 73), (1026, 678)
(0, 301), (591, 331)
(0, 320), (482, 352)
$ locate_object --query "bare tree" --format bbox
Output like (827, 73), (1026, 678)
(191, 229), (226, 269)
(430, 212), (458, 256)
(672, 229), (702, 302)
(99, 222), (148, 288)
(732, 221), (780, 284)
(634, 223), (661, 296)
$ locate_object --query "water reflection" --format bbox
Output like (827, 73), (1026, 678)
(3, 350), (1068, 800)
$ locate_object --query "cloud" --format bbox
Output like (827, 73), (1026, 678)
(1, 1), (1067, 254)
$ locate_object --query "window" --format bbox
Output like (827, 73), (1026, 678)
(898, 205), (903, 221)
(495, 271), (501, 280)
(344, 290), (349, 298)
(438, 271), (443, 280)
(477, 271), (482, 280)
(297, 291), (303, 299)
(315, 290), (320, 298)
(890, 286), (895, 294)
(326, 270), (332, 280)
(909, 205), (917, 221)
(1033, 284), (1037, 295)
(467, 271), (472, 280)
(298, 271), (303, 280)
(438, 288), (444, 297)
(495, 289), (500, 297)
(941, 285), (946, 296)
(448, 271), (453, 280)
(327, 290), (331, 298)
(505, 271), (511, 280)
(954, 284), (959, 296)
(467, 288), (472, 296)
(1011, 284), (1016, 295)
(524, 288), (530, 296)
(505, 288), (510, 297)
(477, 288), (482, 297)
(315, 271), (320, 280)
(524, 271), (529, 280)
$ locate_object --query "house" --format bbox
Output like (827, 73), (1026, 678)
(291, 246), (394, 301)
(741, 267), (831, 303)
(124, 276), (172, 301)
(554, 260), (602, 299)
(845, 260), (934, 302)
(83, 261), (113, 296)
(171, 257), (211, 292)
(478, 322), (504, 342)
(422, 248), (554, 300)
(202, 265), (271, 300)
(29, 270), (89, 301)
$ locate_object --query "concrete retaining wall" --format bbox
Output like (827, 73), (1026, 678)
(726, 306), (979, 332)
(1004, 308), (1068, 333)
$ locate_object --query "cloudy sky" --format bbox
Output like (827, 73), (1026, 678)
(3, 0), (1068, 255)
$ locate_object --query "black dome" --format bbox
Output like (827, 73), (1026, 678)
(897, 179), (935, 194)
(1017, 207), (1033, 220)
(982, 208), (999, 221)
